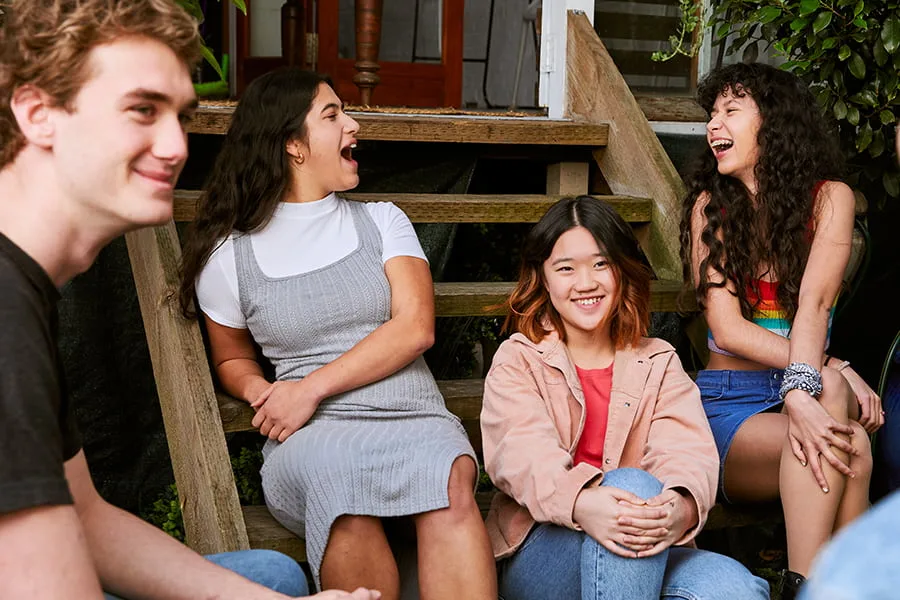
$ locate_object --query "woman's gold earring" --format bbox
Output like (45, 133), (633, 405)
(295, 153), (305, 166)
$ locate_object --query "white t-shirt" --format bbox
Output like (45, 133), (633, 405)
(196, 193), (427, 329)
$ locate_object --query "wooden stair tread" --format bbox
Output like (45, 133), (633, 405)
(189, 107), (609, 146)
(243, 505), (306, 563)
(172, 191), (650, 224)
(433, 279), (692, 316)
(219, 378), (485, 434)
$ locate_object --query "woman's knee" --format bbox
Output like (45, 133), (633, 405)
(446, 456), (479, 512)
(849, 421), (873, 475)
(601, 468), (663, 500)
(331, 514), (385, 539)
(820, 367), (854, 418)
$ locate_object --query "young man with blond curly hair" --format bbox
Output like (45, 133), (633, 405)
(0, 1), (378, 599)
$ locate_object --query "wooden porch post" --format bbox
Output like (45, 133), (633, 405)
(540, 0), (594, 119)
(354, 0), (384, 105)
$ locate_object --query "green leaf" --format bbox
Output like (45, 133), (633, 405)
(870, 128), (886, 157)
(199, 45), (225, 81)
(839, 45), (852, 61)
(849, 52), (866, 78)
(883, 17), (900, 53)
(834, 99), (848, 120)
(881, 109), (897, 124)
(822, 37), (838, 49)
(853, 16), (867, 29)
(854, 0), (865, 16)
(857, 121), (873, 151)
(833, 70), (845, 89)
(885, 171), (900, 197)
(850, 90), (878, 107)
(716, 22), (732, 39)
(875, 40), (889, 66)
(799, 0), (820, 16)
(231, 0), (247, 14)
(847, 105), (860, 125)
(791, 17), (810, 31)
(813, 11), (833, 34)
(176, 0), (204, 22)
(758, 6), (783, 23)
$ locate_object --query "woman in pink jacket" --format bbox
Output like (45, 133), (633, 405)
(481, 196), (768, 600)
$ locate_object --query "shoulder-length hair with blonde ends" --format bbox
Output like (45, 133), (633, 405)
(503, 196), (652, 348)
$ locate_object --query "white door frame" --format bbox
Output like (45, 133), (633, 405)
(539, 0), (594, 119)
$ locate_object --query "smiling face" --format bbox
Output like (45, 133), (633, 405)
(707, 86), (763, 189)
(290, 82), (360, 200)
(542, 226), (619, 344)
(49, 36), (196, 230)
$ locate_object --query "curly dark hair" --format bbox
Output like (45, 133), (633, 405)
(680, 62), (844, 324)
(178, 68), (333, 318)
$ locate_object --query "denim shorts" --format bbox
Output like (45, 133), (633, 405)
(696, 369), (784, 502)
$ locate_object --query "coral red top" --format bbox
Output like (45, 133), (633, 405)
(573, 364), (614, 469)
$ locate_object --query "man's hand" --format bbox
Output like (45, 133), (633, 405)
(312, 588), (381, 599)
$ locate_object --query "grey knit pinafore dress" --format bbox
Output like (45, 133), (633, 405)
(233, 200), (475, 588)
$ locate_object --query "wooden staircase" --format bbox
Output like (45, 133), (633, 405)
(125, 11), (702, 566)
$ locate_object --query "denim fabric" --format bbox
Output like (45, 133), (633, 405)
(800, 489), (900, 600)
(102, 549), (308, 599)
(696, 369), (783, 501)
(498, 468), (769, 600)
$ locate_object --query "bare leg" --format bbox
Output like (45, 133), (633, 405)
(723, 368), (863, 576)
(834, 420), (872, 532)
(320, 515), (400, 600)
(412, 457), (497, 600)
(779, 367), (856, 575)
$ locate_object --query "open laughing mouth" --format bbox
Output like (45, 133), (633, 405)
(710, 138), (734, 158)
(340, 141), (358, 164)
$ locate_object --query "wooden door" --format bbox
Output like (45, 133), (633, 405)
(317, 0), (464, 108)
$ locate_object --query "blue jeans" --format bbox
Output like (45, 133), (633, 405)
(873, 348), (900, 499)
(800, 489), (900, 599)
(103, 549), (308, 599)
(498, 468), (769, 600)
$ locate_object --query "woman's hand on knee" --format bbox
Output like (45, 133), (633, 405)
(840, 366), (884, 433)
(574, 486), (667, 558)
(625, 489), (696, 558)
(785, 390), (857, 492)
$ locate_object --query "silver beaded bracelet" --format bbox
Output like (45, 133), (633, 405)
(779, 362), (824, 402)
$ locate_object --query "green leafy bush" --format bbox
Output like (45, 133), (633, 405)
(141, 483), (185, 541)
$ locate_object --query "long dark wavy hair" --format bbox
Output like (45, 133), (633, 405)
(680, 62), (844, 324)
(504, 196), (651, 349)
(178, 68), (333, 318)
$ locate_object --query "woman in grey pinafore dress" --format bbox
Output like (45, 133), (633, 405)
(178, 69), (496, 599)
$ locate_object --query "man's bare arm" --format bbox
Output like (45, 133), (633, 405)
(0, 502), (105, 599)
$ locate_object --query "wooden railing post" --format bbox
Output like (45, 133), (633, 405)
(125, 223), (250, 554)
(354, 0), (384, 105)
(281, 0), (307, 67)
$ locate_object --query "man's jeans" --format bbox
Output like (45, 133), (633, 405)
(498, 468), (770, 600)
(800, 489), (900, 600)
(103, 548), (308, 599)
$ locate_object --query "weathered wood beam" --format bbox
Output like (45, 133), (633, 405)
(125, 224), (250, 554)
(566, 11), (685, 281)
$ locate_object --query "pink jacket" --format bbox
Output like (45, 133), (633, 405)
(481, 330), (718, 559)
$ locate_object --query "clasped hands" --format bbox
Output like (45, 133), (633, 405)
(250, 379), (322, 442)
(572, 485), (697, 559)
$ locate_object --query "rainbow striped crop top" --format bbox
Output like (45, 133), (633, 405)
(707, 278), (836, 357)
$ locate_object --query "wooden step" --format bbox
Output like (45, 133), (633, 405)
(243, 505), (306, 563)
(433, 279), (692, 316)
(172, 191), (651, 224)
(188, 106), (609, 146)
(219, 379), (485, 435)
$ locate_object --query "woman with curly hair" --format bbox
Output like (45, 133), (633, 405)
(178, 68), (496, 599)
(482, 196), (768, 600)
(681, 62), (882, 598)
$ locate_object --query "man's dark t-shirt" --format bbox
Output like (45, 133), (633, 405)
(0, 232), (81, 513)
